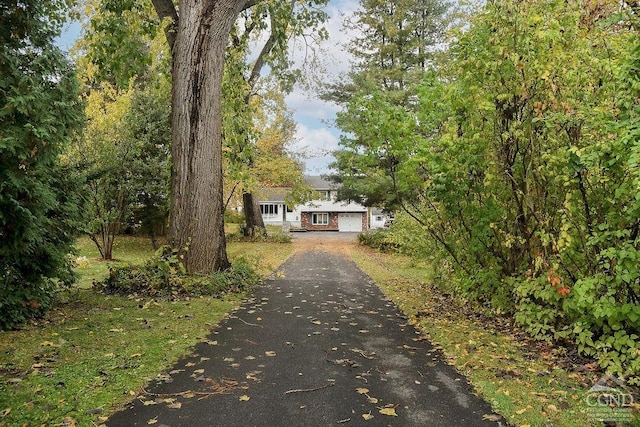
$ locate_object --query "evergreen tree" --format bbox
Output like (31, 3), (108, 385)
(0, 0), (84, 328)
(324, 0), (449, 210)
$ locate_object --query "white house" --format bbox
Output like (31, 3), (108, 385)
(258, 176), (368, 232)
(370, 208), (389, 229)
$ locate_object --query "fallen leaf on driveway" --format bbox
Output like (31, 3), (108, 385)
(362, 413), (374, 420)
(356, 388), (369, 394)
(379, 407), (398, 417)
(147, 417), (158, 425)
(239, 395), (251, 401)
(167, 402), (182, 409)
(265, 351), (277, 357)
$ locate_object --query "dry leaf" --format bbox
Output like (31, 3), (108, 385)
(193, 369), (205, 374)
(356, 388), (369, 394)
(0, 408), (11, 417)
(482, 414), (502, 421)
(147, 418), (158, 425)
(239, 395), (251, 402)
(367, 397), (379, 404)
(379, 407), (398, 417)
(265, 351), (277, 357)
(362, 413), (374, 420)
(167, 402), (182, 409)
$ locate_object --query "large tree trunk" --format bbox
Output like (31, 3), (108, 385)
(167, 0), (247, 273)
(242, 192), (267, 236)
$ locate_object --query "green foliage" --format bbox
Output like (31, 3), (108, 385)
(82, 0), (161, 88)
(0, 0), (84, 329)
(227, 231), (292, 244)
(96, 247), (261, 298)
(357, 230), (400, 253)
(334, 0), (640, 380)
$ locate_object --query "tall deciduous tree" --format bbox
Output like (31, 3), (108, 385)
(78, 1), (171, 255)
(0, 0), (84, 328)
(150, 0), (250, 272)
(151, 0), (328, 271)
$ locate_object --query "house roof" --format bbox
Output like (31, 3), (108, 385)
(302, 199), (367, 213)
(304, 175), (336, 190)
(257, 187), (289, 202)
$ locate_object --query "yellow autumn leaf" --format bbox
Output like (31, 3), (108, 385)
(147, 417), (158, 425)
(379, 407), (398, 417)
(362, 413), (374, 420)
(167, 402), (182, 409)
(265, 351), (277, 357)
(239, 395), (251, 401)
(356, 388), (369, 394)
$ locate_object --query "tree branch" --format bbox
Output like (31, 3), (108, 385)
(150, 0), (178, 52)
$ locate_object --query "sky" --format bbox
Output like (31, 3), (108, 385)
(56, 0), (361, 175)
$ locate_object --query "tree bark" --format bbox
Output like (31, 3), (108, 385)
(167, 0), (248, 273)
(242, 191), (267, 236)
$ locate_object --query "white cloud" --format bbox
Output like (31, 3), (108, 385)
(292, 124), (340, 174)
(285, 0), (360, 173)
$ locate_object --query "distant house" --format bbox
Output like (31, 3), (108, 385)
(259, 176), (368, 232)
(369, 208), (388, 229)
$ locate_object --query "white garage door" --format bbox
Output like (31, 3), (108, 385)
(338, 213), (362, 232)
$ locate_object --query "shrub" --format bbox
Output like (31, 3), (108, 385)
(95, 246), (261, 298)
(227, 231), (292, 244)
(357, 230), (400, 253)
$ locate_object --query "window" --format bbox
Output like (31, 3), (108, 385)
(260, 204), (279, 215)
(312, 213), (329, 225)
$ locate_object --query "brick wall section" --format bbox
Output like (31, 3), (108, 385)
(301, 212), (339, 231)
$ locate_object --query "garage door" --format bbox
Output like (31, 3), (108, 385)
(338, 213), (362, 232)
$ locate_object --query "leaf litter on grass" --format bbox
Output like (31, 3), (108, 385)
(347, 246), (628, 427)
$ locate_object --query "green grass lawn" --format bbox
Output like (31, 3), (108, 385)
(0, 235), (294, 427)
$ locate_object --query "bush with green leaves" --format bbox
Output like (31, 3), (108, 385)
(227, 231), (292, 244)
(95, 247), (261, 298)
(332, 0), (640, 381)
(0, 1), (84, 329)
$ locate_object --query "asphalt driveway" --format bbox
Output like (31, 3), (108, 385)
(107, 248), (503, 426)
